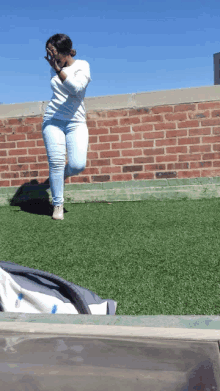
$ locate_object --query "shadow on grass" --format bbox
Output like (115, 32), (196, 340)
(9, 178), (68, 216)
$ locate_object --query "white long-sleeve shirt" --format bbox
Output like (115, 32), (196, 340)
(43, 59), (92, 123)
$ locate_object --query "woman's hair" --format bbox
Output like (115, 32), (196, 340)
(46, 34), (76, 57)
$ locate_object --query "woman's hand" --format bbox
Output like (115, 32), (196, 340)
(44, 48), (60, 72)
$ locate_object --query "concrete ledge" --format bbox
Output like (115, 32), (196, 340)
(1, 85), (220, 118)
(1, 177), (220, 206)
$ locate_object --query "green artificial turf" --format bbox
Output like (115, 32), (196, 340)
(0, 197), (220, 316)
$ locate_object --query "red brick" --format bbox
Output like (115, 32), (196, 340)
(166, 146), (187, 154)
(11, 179), (30, 186)
(89, 136), (98, 143)
(87, 152), (98, 159)
(179, 154), (201, 161)
(7, 118), (23, 125)
(213, 127), (220, 135)
(156, 155), (178, 163)
(191, 162), (211, 169)
(97, 119), (119, 127)
(20, 171), (38, 178)
(110, 126), (130, 134)
(121, 133), (142, 141)
(143, 148), (164, 156)
(0, 180), (10, 186)
(28, 148), (46, 155)
(17, 141), (35, 148)
(144, 163), (165, 170)
(112, 158), (133, 165)
(11, 164), (29, 171)
(18, 156), (37, 163)
(0, 127), (13, 134)
(0, 151), (7, 156)
(211, 110), (220, 118)
(154, 123), (176, 130)
(133, 173), (154, 180)
(121, 149), (143, 156)
(198, 102), (220, 110)
(123, 165), (143, 172)
(13, 126), (34, 133)
(190, 145), (211, 153)
(38, 170), (49, 177)
(112, 174), (132, 181)
(189, 127), (211, 136)
(0, 135), (6, 142)
(134, 157), (154, 163)
(142, 115), (163, 123)
(1, 172), (19, 179)
(30, 163), (48, 170)
(27, 132), (43, 140)
(151, 106), (173, 114)
(133, 141), (154, 148)
(101, 167), (121, 173)
(201, 169), (220, 177)
(0, 142), (16, 149)
(0, 157), (17, 164)
(128, 108), (151, 116)
(37, 156), (47, 162)
(100, 151), (120, 158)
(166, 129), (187, 138)
(178, 137), (200, 145)
(156, 139), (176, 147)
(71, 176), (90, 183)
(9, 149), (27, 156)
(35, 123), (43, 132)
(203, 153), (220, 159)
(174, 104), (196, 112)
(24, 117), (42, 124)
(7, 134), (26, 141)
(90, 143), (110, 151)
(0, 165), (9, 172)
(87, 120), (97, 127)
(83, 168), (99, 174)
(36, 140), (44, 147)
(91, 159), (110, 166)
(107, 110), (128, 118)
(112, 142), (132, 149)
(165, 113), (187, 121)
(188, 111), (210, 120)
(203, 136), (220, 144)
(89, 127), (109, 136)
(178, 120), (199, 128)
(178, 170), (201, 178)
(132, 124), (153, 132)
(99, 135), (119, 142)
(143, 131), (164, 139)
(119, 117), (141, 125)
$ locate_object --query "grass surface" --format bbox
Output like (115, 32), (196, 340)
(0, 197), (220, 316)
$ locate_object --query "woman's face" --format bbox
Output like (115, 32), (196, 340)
(47, 43), (67, 68)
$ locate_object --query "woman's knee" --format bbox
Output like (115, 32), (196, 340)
(68, 162), (86, 175)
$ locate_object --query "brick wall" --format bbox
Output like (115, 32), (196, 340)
(1, 100), (220, 187)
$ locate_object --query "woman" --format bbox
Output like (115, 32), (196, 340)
(42, 33), (92, 220)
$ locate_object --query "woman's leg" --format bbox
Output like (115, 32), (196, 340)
(64, 122), (89, 180)
(42, 118), (66, 206)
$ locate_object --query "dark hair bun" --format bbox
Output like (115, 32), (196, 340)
(70, 49), (76, 57)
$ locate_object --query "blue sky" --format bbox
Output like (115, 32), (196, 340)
(1, 0), (220, 104)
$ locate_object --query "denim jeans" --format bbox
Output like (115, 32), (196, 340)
(42, 118), (89, 206)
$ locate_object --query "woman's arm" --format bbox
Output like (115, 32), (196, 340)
(60, 70), (91, 95)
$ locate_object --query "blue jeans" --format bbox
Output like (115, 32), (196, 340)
(42, 118), (89, 206)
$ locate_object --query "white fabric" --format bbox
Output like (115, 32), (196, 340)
(0, 267), (108, 315)
(43, 59), (92, 122)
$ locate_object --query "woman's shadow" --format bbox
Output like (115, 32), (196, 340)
(9, 178), (68, 216)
